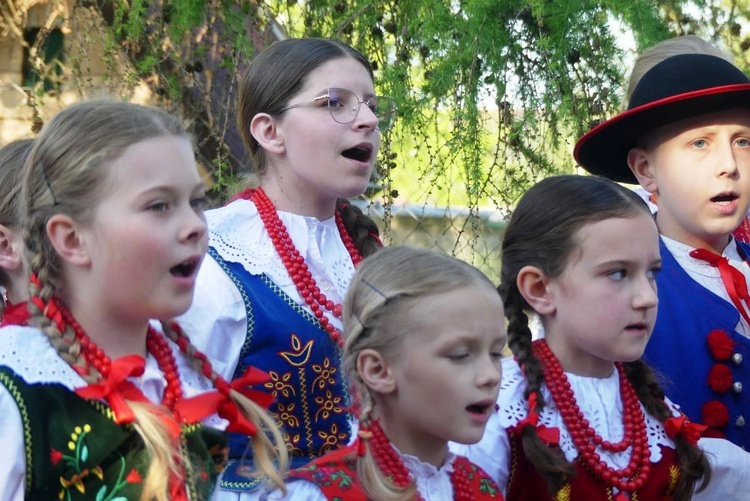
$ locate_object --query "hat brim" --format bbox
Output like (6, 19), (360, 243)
(574, 84), (750, 184)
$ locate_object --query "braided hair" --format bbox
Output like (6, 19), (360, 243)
(498, 175), (710, 497)
(22, 99), (287, 499)
(342, 245), (496, 500)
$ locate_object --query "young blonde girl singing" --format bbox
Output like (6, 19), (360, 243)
(270, 245), (506, 500)
(178, 37), (394, 492)
(459, 175), (750, 500)
(0, 138), (33, 326)
(0, 100), (287, 500)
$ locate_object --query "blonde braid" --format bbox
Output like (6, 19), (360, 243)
(160, 321), (288, 492)
(25, 236), (181, 500)
(25, 229), (91, 378)
(354, 390), (415, 501)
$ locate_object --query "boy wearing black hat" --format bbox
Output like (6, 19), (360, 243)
(575, 37), (750, 450)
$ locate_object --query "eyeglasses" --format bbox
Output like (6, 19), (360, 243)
(280, 88), (397, 131)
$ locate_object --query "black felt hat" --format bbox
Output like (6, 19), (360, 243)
(574, 53), (750, 184)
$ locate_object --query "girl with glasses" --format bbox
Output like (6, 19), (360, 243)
(178, 37), (394, 499)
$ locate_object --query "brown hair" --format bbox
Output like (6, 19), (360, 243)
(237, 38), (381, 256)
(499, 175), (710, 498)
(343, 245), (497, 500)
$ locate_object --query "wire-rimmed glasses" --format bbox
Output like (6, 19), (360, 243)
(280, 87), (397, 131)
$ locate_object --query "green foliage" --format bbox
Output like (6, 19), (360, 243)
(11, 1), (750, 222)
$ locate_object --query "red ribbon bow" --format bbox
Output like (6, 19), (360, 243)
(510, 392), (560, 445)
(175, 367), (274, 436)
(690, 248), (750, 325)
(75, 355), (149, 425)
(1, 301), (30, 327)
(664, 415), (707, 445)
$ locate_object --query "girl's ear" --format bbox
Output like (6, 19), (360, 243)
(516, 265), (555, 315)
(249, 113), (286, 155)
(357, 348), (396, 395)
(0, 224), (22, 271)
(46, 215), (91, 267)
(628, 147), (658, 194)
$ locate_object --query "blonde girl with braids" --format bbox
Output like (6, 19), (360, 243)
(0, 99), (287, 500)
(460, 175), (750, 500)
(0, 138), (33, 326)
(178, 37), (394, 496)
(267, 245), (506, 500)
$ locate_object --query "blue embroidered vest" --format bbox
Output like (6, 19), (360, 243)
(643, 239), (750, 449)
(209, 248), (352, 491)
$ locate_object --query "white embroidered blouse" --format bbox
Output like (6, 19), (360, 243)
(452, 357), (750, 500)
(177, 199), (356, 380)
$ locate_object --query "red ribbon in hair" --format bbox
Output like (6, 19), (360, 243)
(356, 426), (373, 456)
(509, 392), (560, 445)
(75, 355), (150, 425)
(664, 415), (707, 445)
(29, 274), (66, 330)
(175, 366), (273, 436)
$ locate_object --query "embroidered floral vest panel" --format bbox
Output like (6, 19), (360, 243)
(290, 443), (505, 500)
(0, 367), (225, 500)
(209, 248), (352, 490)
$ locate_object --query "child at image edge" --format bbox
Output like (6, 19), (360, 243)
(575, 36), (750, 449)
(0, 138), (33, 327)
(271, 245), (506, 500)
(456, 175), (750, 500)
(0, 100), (287, 500)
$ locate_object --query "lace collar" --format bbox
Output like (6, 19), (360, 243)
(498, 357), (677, 466)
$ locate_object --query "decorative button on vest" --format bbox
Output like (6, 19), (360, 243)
(736, 415), (746, 427)
(732, 353), (744, 365)
(732, 382), (744, 394)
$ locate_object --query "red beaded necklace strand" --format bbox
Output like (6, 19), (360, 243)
(249, 187), (363, 348)
(367, 421), (474, 501)
(533, 340), (651, 496)
(59, 304), (184, 411)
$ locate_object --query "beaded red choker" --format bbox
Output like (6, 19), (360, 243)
(36, 297), (190, 500)
(360, 420), (475, 501)
(249, 187), (363, 348)
(56, 300), (184, 425)
(533, 340), (651, 499)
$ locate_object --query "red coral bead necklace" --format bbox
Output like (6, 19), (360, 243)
(249, 187), (362, 348)
(367, 420), (475, 500)
(533, 340), (651, 496)
(58, 302), (184, 410)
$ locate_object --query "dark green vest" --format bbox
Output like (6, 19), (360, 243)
(0, 367), (227, 500)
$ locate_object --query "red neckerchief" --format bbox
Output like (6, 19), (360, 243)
(1, 301), (30, 327)
(690, 245), (750, 325)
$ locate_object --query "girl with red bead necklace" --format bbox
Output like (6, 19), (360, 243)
(456, 175), (750, 500)
(266, 245), (506, 500)
(178, 38), (393, 497)
(0, 100), (288, 500)
(0, 138), (33, 327)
